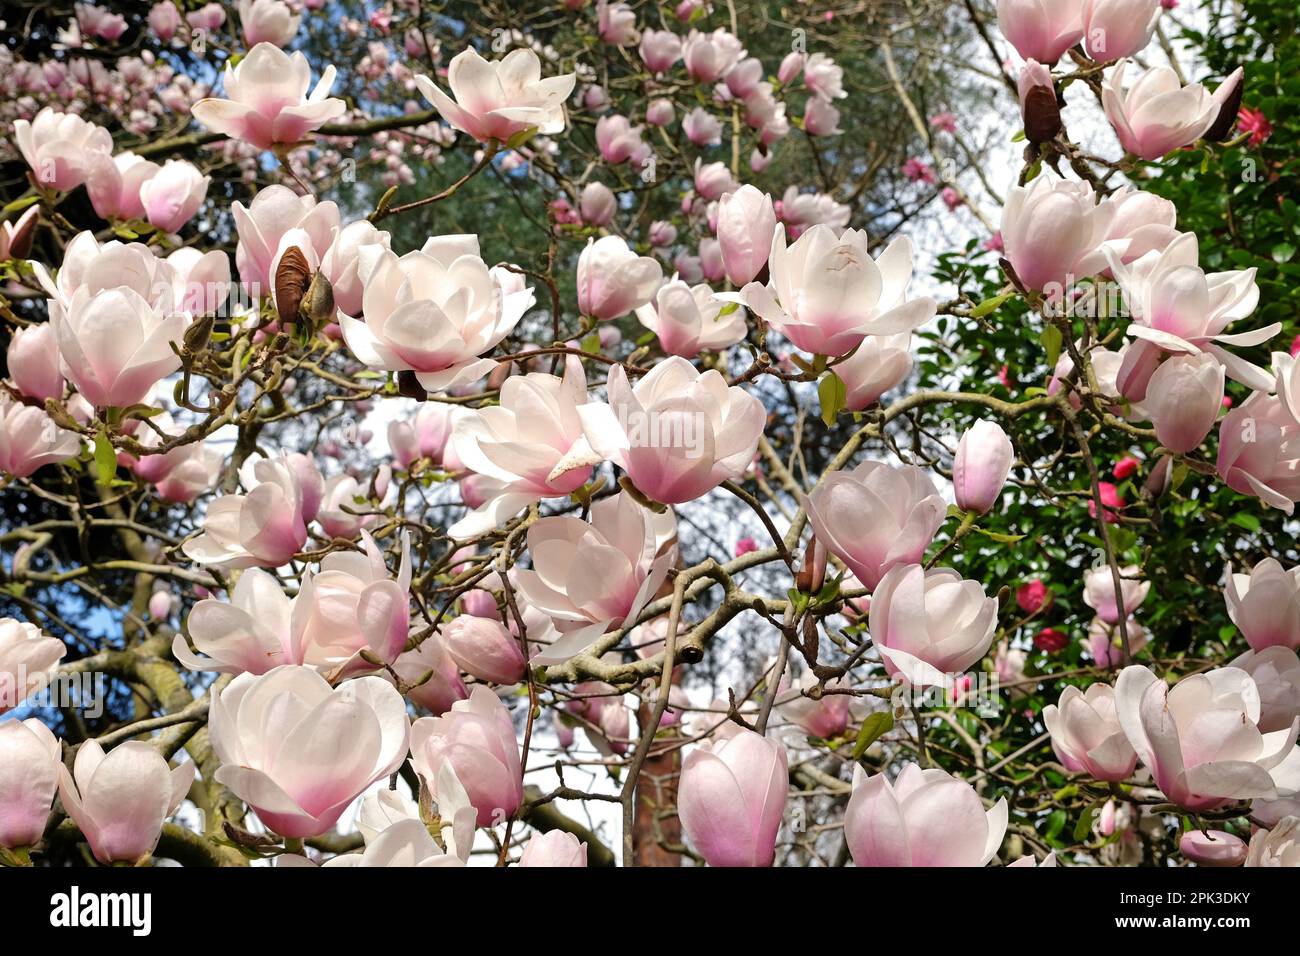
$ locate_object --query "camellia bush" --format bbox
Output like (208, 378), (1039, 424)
(0, 0), (1298, 872)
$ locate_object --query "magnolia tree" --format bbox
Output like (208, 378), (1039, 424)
(0, 0), (1298, 870)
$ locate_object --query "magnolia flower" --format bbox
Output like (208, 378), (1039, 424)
(1115, 664), (1300, 811)
(844, 763), (1008, 866)
(1144, 353), (1224, 453)
(1225, 559), (1300, 652)
(167, 246), (233, 316)
(316, 473), (378, 539)
(388, 401), (454, 470)
(595, 115), (651, 165)
(518, 830), (588, 867)
(0, 398), (81, 479)
(138, 159), (209, 234)
(1107, 233), (1274, 391)
(576, 236), (662, 320)
(953, 420), (1014, 514)
(239, 0), (300, 46)
(803, 462), (946, 590)
(323, 817), (466, 868)
(1082, 0), (1161, 61)
(1102, 59), (1243, 160)
(233, 184), (339, 297)
(415, 48), (575, 144)
(682, 28), (745, 83)
(1179, 829), (1248, 867)
(341, 236), (533, 392)
(1230, 647), (1300, 735)
(514, 492), (677, 665)
(723, 228), (935, 358)
(1001, 174), (1115, 294)
(320, 220), (392, 317)
(410, 686), (522, 827)
(1246, 815), (1300, 867)
(182, 456), (313, 569)
(639, 29), (682, 74)
(778, 672), (852, 739)
(579, 357), (766, 505)
(635, 278), (748, 359)
(597, 0), (638, 44)
(1085, 616), (1149, 667)
(36, 235), (189, 409)
(1216, 393), (1300, 514)
(869, 564), (998, 688)
(683, 107), (723, 147)
(125, 411), (222, 503)
(85, 152), (158, 223)
(210, 666), (410, 837)
(997, 0), (1085, 64)
(448, 356), (598, 538)
(693, 158), (737, 200)
(579, 181), (617, 226)
(57, 740), (194, 864)
(836, 333), (912, 411)
(0, 206), (38, 262)
(390, 633), (469, 715)
(1082, 565), (1150, 625)
(1087, 185), (1181, 274)
(0, 618), (66, 716)
(441, 615), (526, 685)
(0, 718), (61, 850)
(716, 185), (778, 287)
(174, 567), (301, 675)
(191, 43), (346, 151)
(13, 107), (113, 191)
(293, 531), (413, 675)
(149, 1), (182, 41)
(678, 728), (787, 867)
(1043, 683), (1138, 780)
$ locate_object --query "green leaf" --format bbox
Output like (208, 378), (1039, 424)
(1271, 241), (1296, 263)
(970, 291), (1014, 318)
(1040, 324), (1063, 369)
(93, 427), (116, 484)
(818, 371), (846, 426)
(1074, 801), (1103, 842)
(975, 527), (1026, 543)
(852, 711), (894, 760)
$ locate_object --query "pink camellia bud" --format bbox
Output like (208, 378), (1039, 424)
(576, 236), (662, 320)
(12, 108), (113, 192)
(1083, 0), (1160, 62)
(1144, 353), (1224, 453)
(191, 44), (347, 152)
(639, 28), (682, 74)
(1224, 560), (1300, 652)
(1043, 683), (1137, 780)
(1083, 565), (1150, 624)
(57, 740), (194, 864)
(1016, 579), (1053, 614)
(996, 0), (1085, 64)
(6, 323), (64, 403)
(410, 686), (523, 826)
(442, 615), (526, 685)
(0, 398), (81, 479)
(1179, 830), (1248, 867)
(645, 98), (675, 126)
(953, 419), (1014, 514)
(579, 181), (617, 227)
(415, 48), (575, 145)
(735, 536), (758, 556)
(239, 0), (301, 48)
(1017, 60), (1062, 144)
(0, 718), (61, 850)
(678, 728), (787, 867)
(209, 666), (410, 837)
(1102, 60), (1243, 160)
(1116, 663), (1300, 811)
(85, 152), (159, 223)
(716, 184), (776, 286)
(518, 829), (588, 867)
(1088, 479), (1125, 523)
(804, 462), (945, 590)
(869, 564), (998, 688)
(845, 763), (1008, 866)
(139, 159), (210, 234)
(148, 1), (182, 41)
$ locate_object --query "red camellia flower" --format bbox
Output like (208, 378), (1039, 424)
(1088, 481), (1124, 523)
(1034, 627), (1068, 653)
(1112, 456), (1140, 481)
(1236, 107), (1273, 147)
(1016, 579), (1053, 614)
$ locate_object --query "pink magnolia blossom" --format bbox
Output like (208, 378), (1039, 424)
(678, 728), (787, 867)
(576, 235), (662, 320)
(953, 419), (1014, 514)
(415, 48), (575, 144)
(1225, 560), (1300, 652)
(1043, 683), (1138, 780)
(441, 615), (526, 685)
(182, 456), (315, 569)
(0, 718), (61, 850)
(239, 0), (301, 47)
(1101, 59), (1243, 160)
(85, 152), (159, 222)
(139, 159), (210, 234)
(635, 278), (748, 358)
(1082, 0), (1160, 61)
(518, 830), (588, 867)
(0, 618), (66, 715)
(13, 108), (113, 191)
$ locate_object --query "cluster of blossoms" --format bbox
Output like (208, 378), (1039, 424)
(1, 0), (1298, 873)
